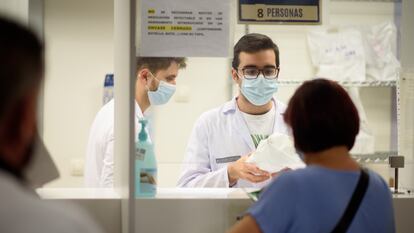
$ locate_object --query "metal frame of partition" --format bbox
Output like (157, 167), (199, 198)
(114, 0), (136, 232)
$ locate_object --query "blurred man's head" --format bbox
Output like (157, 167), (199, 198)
(135, 57), (186, 106)
(0, 17), (44, 177)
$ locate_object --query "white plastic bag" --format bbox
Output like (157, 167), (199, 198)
(246, 133), (305, 173)
(360, 22), (400, 81)
(307, 28), (366, 82)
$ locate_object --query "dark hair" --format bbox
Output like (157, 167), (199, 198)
(0, 17), (44, 122)
(284, 79), (360, 153)
(137, 57), (187, 74)
(232, 33), (280, 69)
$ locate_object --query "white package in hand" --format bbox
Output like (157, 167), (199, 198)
(246, 133), (305, 173)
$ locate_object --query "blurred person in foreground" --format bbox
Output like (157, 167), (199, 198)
(0, 16), (103, 233)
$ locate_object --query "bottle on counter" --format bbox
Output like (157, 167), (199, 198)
(135, 119), (157, 198)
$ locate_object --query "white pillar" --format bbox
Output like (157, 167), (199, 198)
(399, 0), (414, 191)
(114, 0), (136, 232)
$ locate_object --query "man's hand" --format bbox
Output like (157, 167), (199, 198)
(228, 156), (270, 186)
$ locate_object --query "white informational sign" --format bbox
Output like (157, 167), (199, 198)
(140, 0), (230, 57)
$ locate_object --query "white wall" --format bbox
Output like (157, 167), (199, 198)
(0, 0), (28, 24)
(43, 0), (114, 187)
(42, 0), (400, 188)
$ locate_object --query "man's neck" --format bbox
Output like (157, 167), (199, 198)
(135, 92), (150, 114)
(304, 146), (360, 171)
(236, 94), (273, 115)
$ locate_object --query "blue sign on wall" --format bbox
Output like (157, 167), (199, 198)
(239, 0), (321, 24)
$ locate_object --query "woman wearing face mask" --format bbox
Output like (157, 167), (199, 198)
(177, 33), (290, 189)
(228, 79), (395, 233)
(84, 57), (187, 188)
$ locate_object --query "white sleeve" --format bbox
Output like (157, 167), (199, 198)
(99, 137), (114, 188)
(177, 117), (231, 188)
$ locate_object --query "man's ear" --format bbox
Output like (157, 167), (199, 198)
(137, 68), (151, 84)
(232, 68), (241, 83)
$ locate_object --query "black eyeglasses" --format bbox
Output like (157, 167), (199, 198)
(237, 67), (280, 80)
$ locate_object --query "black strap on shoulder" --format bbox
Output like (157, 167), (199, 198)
(331, 169), (370, 233)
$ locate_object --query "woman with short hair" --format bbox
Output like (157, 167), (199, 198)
(229, 79), (395, 233)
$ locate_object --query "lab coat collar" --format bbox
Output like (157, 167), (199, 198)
(222, 97), (237, 114)
(221, 96), (278, 115)
(135, 101), (145, 119)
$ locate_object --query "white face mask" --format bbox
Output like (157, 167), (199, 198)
(147, 79), (176, 105)
(145, 71), (176, 105)
(239, 74), (278, 106)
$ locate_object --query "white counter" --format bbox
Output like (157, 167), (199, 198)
(37, 188), (120, 199)
(37, 187), (252, 199)
(37, 188), (414, 233)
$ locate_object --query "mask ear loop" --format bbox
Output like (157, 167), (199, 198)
(145, 71), (160, 92)
(234, 69), (245, 93)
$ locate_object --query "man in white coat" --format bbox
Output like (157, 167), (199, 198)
(85, 57), (186, 187)
(177, 33), (289, 188)
(0, 17), (102, 233)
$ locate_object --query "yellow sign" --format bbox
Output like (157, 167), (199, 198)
(147, 25), (192, 31)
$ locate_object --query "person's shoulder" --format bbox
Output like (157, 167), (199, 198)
(266, 169), (304, 192)
(366, 169), (391, 192)
(0, 174), (101, 233)
(196, 99), (234, 124)
(267, 167), (319, 192)
(95, 99), (115, 122)
(31, 200), (102, 233)
(90, 99), (115, 135)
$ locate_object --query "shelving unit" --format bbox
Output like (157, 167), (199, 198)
(332, 0), (400, 2)
(276, 79), (398, 87)
(352, 151), (398, 161)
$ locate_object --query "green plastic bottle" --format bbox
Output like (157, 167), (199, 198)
(135, 119), (157, 198)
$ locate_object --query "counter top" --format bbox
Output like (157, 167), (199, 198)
(36, 187), (253, 199)
(37, 188), (120, 199)
(37, 187), (414, 200)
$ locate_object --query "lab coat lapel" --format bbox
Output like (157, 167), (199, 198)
(135, 101), (144, 119)
(231, 99), (255, 151)
(271, 98), (279, 134)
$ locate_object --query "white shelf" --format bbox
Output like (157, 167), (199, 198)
(351, 151), (398, 162)
(277, 80), (397, 87)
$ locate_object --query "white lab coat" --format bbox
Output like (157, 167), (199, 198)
(0, 170), (102, 233)
(177, 97), (289, 188)
(84, 99), (148, 187)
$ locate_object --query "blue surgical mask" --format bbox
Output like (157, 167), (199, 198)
(240, 75), (278, 106)
(147, 80), (176, 105)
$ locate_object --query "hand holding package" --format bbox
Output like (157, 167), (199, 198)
(246, 133), (305, 173)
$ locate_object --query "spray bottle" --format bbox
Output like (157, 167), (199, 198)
(135, 119), (157, 197)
